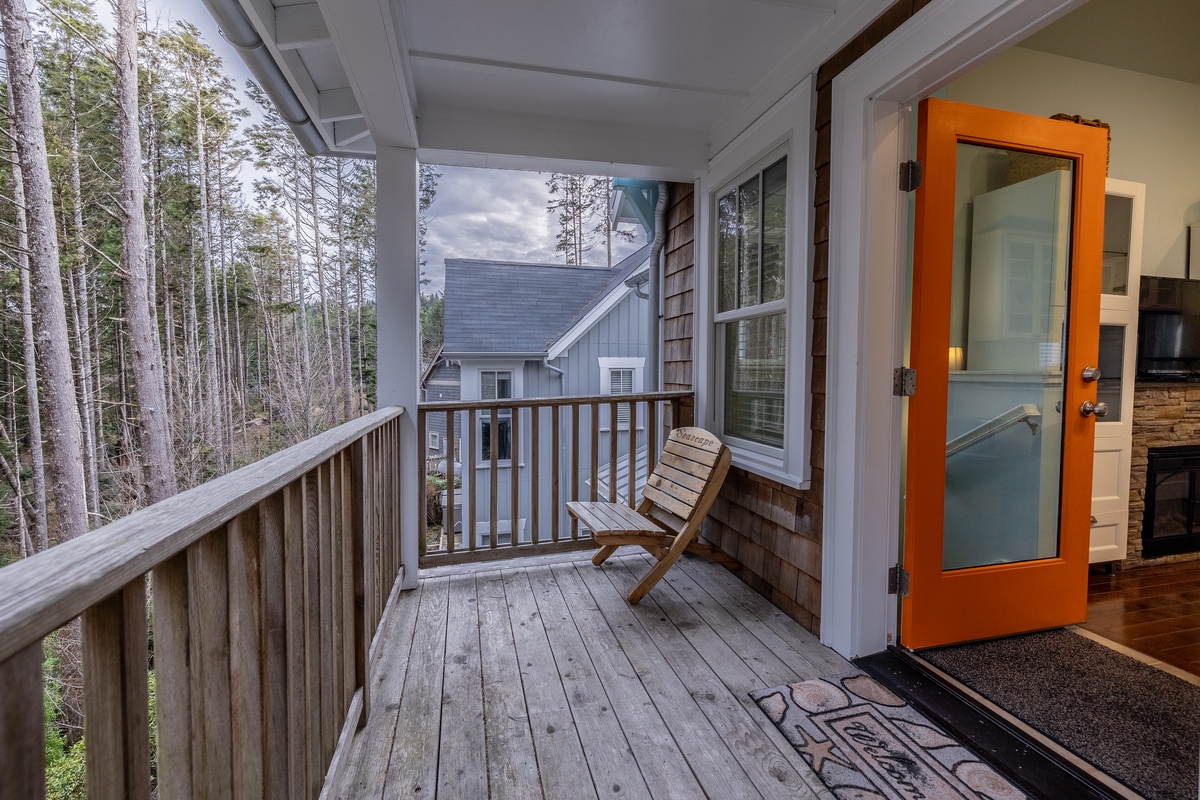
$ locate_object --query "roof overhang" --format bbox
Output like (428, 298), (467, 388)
(204, 0), (896, 174)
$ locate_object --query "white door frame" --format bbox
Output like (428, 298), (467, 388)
(821, 0), (1089, 658)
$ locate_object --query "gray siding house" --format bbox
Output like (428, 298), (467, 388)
(440, 245), (651, 543)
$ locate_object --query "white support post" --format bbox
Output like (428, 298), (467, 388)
(375, 146), (420, 590)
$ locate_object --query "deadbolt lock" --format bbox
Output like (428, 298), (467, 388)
(1081, 366), (1101, 382)
(1080, 401), (1109, 418)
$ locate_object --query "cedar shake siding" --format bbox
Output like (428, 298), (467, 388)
(663, 183), (695, 393)
(672, 0), (934, 635)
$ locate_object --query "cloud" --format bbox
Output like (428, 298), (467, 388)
(421, 166), (645, 294)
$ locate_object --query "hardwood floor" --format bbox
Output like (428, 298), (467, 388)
(331, 550), (852, 799)
(1080, 560), (1200, 677)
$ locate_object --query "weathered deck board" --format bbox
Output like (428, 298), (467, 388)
(476, 571), (543, 800)
(332, 551), (852, 799)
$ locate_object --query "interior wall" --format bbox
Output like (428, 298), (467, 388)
(946, 46), (1200, 278)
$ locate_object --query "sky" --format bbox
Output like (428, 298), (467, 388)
(154, 0), (646, 296)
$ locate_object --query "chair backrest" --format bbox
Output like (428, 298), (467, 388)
(638, 427), (732, 536)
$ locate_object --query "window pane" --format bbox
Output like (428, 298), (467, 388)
(724, 314), (786, 448)
(481, 371), (497, 400)
(738, 175), (761, 309)
(717, 191), (738, 312)
(482, 414), (512, 461)
(496, 373), (513, 400)
(761, 158), (787, 303)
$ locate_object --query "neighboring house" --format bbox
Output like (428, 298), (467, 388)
(419, 346), (459, 463)
(438, 245), (652, 542)
(209, 0), (1200, 669)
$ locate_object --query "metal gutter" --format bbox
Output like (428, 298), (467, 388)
(199, 0), (330, 156)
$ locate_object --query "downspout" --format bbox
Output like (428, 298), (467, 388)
(543, 356), (564, 380)
(647, 182), (668, 392)
(199, 0), (329, 155)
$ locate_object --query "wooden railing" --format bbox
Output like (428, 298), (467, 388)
(0, 406), (406, 799)
(418, 391), (693, 564)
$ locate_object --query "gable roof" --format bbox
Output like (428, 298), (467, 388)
(443, 245), (650, 357)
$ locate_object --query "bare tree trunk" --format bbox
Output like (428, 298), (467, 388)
(116, 0), (176, 504)
(10, 83), (48, 552)
(311, 162), (336, 427)
(1, 0), (89, 546)
(335, 162), (353, 421)
(195, 91), (224, 468)
(292, 169), (312, 437)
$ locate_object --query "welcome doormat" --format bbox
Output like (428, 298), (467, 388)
(751, 672), (1027, 800)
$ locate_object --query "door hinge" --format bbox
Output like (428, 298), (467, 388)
(899, 160), (923, 192)
(888, 565), (910, 596)
(893, 367), (916, 397)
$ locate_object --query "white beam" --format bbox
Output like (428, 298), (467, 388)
(416, 104), (708, 180)
(275, 4), (331, 50)
(318, 87), (362, 122)
(375, 147), (420, 589)
(333, 118), (372, 147)
(316, 0), (419, 149)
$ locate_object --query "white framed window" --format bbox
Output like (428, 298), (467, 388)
(599, 356), (644, 430)
(480, 369), (513, 462)
(716, 156), (788, 450)
(695, 81), (811, 489)
(428, 431), (441, 451)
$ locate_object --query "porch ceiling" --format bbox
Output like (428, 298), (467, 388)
(216, 0), (893, 176)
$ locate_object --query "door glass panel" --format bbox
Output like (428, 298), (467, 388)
(943, 144), (1074, 570)
(1097, 324), (1124, 422)
(1102, 194), (1133, 295)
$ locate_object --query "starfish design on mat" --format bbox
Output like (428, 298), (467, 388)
(790, 725), (852, 772)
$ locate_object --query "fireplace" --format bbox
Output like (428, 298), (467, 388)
(1143, 445), (1200, 558)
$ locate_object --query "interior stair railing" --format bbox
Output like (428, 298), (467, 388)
(945, 403), (1042, 458)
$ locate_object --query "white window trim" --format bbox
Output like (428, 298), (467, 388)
(695, 78), (813, 490)
(428, 431), (441, 450)
(598, 356), (645, 432)
(459, 360), (524, 469)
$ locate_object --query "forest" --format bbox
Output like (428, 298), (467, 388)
(0, 0), (407, 788)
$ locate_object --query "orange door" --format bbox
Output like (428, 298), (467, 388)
(902, 98), (1108, 649)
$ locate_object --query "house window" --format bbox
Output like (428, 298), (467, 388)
(716, 156), (787, 449)
(480, 370), (512, 461)
(428, 431), (441, 451)
(599, 357), (644, 431)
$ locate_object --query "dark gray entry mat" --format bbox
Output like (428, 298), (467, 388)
(921, 629), (1200, 800)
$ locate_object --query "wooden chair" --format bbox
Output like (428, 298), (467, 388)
(567, 426), (738, 604)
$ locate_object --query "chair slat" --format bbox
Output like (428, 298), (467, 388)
(662, 437), (720, 468)
(645, 473), (701, 509)
(642, 483), (695, 521)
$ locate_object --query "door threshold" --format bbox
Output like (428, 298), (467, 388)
(854, 648), (1139, 800)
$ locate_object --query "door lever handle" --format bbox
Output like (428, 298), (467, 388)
(1080, 401), (1109, 418)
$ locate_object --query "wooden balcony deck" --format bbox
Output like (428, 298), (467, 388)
(331, 549), (851, 800)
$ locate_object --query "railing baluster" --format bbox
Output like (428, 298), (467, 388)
(551, 406), (560, 543)
(338, 451), (355, 712)
(303, 471), (322, 797)
(648, 400), (659, 475)
(83, 578), (150, 800)
(319, 461), (336, 765)
(0, 641), (45, 800)
(468, 409), (477, 551)
(349, 440), (371, 732)
(628, 401), (638, 508)
(511, 404), (520, 547)
(571, 403), (580, 539)
(258, 492), (291, 793)
(446, 410), (456, 554)
(228, 510), (264, 799)
(418, 408), (427, 556)
(152, 552), (192, 800)
(609, 400), (619, 504)
(188, 528), (234, 797)
(531, 406), (540, 544)
(490, 407), (499, 549)
(590, 402), (600, 504)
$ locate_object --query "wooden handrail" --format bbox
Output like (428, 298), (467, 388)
(0, 405), (405, 663)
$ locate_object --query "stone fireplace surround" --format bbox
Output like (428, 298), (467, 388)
(1129, 381), (1200, 568)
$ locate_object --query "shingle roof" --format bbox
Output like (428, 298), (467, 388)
(443, 245), (650, 355)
